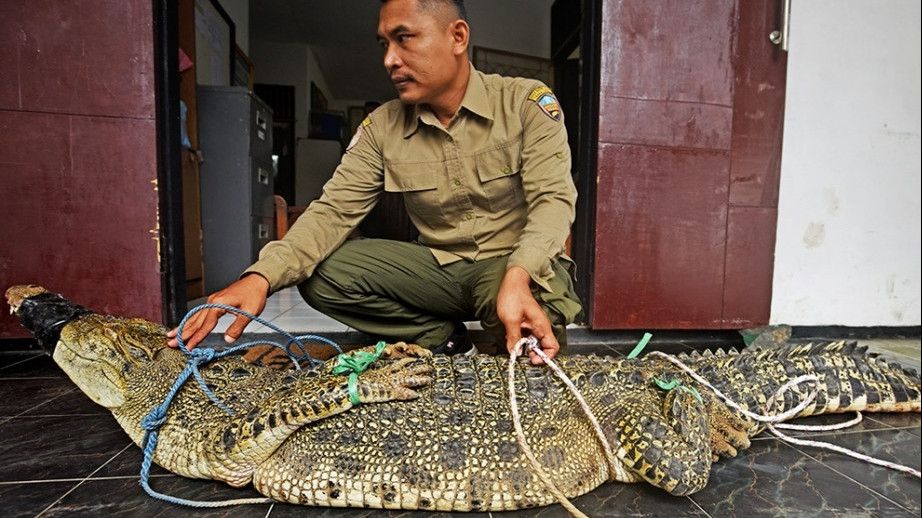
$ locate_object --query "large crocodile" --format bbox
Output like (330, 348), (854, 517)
(6, 284), (921, 511)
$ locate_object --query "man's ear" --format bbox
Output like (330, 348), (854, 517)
(449, 19), (470, 56)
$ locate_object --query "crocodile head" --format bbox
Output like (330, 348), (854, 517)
(5, 284), (48, 314)
(6, 284), (165, 409)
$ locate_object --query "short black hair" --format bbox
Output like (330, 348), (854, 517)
(381, 0), (467, 22)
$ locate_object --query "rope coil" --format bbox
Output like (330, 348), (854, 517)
(139, 303), (345, 507)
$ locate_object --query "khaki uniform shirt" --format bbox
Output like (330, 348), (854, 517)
(246, 65), (576, 292)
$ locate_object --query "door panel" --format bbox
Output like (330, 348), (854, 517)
(591, 0), (787, 328)
(723, 207), (777, 327)
(599, 0), (736, 105)
(595, 143), (728, 328)
(0, 1), (161, 339)
(599, 96), (733, 150)
(729, 0), (787, 208)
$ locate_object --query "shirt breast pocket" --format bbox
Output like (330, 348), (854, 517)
(475, 141), (525, 212)
(383, 161), (443, 218)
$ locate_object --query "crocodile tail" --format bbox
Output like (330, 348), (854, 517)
(683, 341), (921, 421)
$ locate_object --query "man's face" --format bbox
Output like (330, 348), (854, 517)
(377, 0), (461, 105)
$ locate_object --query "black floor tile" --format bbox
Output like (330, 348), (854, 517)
(497, 481), (709, 518)
(42, 476), (272, 517)
(751, 411), (921, 441)
(269, 501), (488, 517)
(0, 414), (130, 482)
(0, 351), (42, 367)
(794, 427), (921, 513)
(0, 480), (77, 518)
(17, 384), (108, 417)
(93, 444), (173, 478)
(690, 437), (916, 516)
(0, 377), (76, 417)
(0, 353), (62, 378)
(565, 342), (621, 357)
(867, 413), (922, 436)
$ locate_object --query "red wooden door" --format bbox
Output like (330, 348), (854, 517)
(591, 0), (787, 329)
(0, 1), (163, 339)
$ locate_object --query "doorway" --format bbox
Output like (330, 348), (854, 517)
(161, 0), (595, 323)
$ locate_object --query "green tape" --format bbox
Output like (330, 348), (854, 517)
(627, 332), (653, 359)
(333, 341), (387, 406)
(346, 373), (360, 405)
(653, 376), (703, 404)
(653, 377), (680, 391)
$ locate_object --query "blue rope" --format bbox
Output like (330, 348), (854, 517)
(139, 303), (344, 507)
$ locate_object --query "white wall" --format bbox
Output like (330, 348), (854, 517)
(772, 0), (921, 326)
(218, 0), (249, 53)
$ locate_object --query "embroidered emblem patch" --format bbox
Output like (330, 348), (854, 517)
(528, 86), (562, 122)
(346, 117), (373, 152)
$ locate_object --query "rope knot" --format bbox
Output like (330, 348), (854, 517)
(141, 407), (167, 431)
(331, 341), (387, 405)
(187, 347), (216, 363)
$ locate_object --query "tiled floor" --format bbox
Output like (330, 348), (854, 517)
(190, 287), (352, 334)
(1, 295), (919, 517)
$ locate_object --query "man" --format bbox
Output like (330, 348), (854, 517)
(168, 0), (581, 365)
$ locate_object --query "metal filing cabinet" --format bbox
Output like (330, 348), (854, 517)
(197, 86), (274, 293)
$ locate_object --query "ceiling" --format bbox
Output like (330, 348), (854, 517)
(250, 0), (400, 101)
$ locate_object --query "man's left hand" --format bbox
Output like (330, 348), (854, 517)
(496, 266), (559, 365)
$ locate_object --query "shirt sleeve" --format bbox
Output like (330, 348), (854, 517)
(243, 119), (384, 292)
(506, 84), (577, 292)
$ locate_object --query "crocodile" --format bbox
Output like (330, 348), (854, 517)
(6, 284), (921, 511)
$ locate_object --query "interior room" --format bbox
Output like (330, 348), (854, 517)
(0, 1), (919, 516)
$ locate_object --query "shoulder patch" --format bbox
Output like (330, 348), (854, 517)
(527, 85), (562, 122)
(347, 117), (373, 152)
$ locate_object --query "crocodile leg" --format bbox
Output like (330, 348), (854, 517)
(206, 351), (433, 487)
(701, 390), (753, 459)
(607, 387), (713, 496)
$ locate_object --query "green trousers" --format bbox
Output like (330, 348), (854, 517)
(299, 239), (583, 352)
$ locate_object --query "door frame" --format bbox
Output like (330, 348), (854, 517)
(153, 0), (186, 326)
(572, 0), (602, 326)
(152, 0), (604, 328)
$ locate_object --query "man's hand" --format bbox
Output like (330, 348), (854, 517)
(166, 274), (270, 350)
(496, 266), (558, 365)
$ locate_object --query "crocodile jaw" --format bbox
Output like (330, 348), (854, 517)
(5, 284), (48, 315)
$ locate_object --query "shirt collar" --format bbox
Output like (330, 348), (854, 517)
(403, 64), (493, 138)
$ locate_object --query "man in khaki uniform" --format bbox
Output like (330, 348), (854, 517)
(169, 0), (581, 365)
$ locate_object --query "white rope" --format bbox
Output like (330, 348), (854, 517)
(645, 350), (921, 478)
(507, 341), (921, 518)
(508, 336), (592, 518)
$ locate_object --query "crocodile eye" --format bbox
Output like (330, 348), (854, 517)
(128, 346), (148, 362)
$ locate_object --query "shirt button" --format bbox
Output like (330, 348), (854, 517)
(463, 212), (474, 221)
(502, 166), (512, 174)
(453, 178), (462, 186)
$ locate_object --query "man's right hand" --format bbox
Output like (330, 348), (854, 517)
(166, 273), (270, 350)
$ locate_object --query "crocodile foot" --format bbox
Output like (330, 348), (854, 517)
(355, 356), (434, 403)
(706, 400), (753, 458)
(376, 341), (433, 360)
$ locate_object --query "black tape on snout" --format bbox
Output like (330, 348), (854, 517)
(17, 293), (92, 353)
